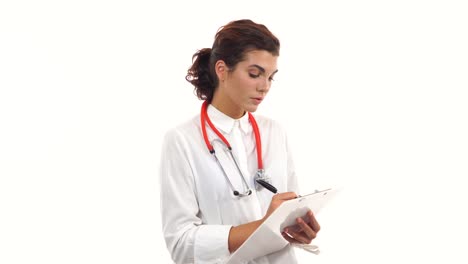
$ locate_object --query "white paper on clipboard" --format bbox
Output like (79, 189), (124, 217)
(226, 188), (338, 264)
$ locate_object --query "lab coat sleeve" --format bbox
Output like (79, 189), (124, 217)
(159, 129), (232, 264)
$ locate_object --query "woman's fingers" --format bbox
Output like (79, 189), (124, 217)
(281, 230), (297, 244)
(296, 218), (316, 242)
(284, 225), (313, 244)
(282, 210), (321, 244)
(307, 211), (321, 233)
(264, 192), (298, 220)
(273, 192), (298, 201)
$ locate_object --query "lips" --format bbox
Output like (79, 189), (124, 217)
(252, 97), (264, 104)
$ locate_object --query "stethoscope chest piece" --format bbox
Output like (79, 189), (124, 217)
(254, 169), (268, 189)
(254, 169), (277, 193)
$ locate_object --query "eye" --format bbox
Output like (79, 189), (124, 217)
(249, 73), (261, 78)
(268, 76), (275, 82)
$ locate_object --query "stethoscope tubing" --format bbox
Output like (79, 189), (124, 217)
(200, 101), (276, 195)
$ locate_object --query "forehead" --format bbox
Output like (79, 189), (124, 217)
(238, 50), (278, 73)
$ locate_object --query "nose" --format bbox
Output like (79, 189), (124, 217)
(257, 78), (271, 93)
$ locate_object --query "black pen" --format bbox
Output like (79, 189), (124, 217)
(256, 179), (277, 194)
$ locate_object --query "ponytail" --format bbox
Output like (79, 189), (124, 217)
(186, 48), (217, 102)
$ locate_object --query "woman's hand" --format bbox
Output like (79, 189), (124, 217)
(229, 192), (298, 253)
(281, 210), (320, 244)
(262, 192), (298, 221)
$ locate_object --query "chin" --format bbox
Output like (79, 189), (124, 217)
(245, 105), (259, 113)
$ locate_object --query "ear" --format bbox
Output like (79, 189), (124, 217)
(214, 60), (228, 81)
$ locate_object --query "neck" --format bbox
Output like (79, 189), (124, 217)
(211, 94), (245, 119)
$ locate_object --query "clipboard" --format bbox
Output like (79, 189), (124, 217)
(226, 188), (338, 264)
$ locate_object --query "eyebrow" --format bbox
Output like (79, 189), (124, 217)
(250, 64), (279, 75)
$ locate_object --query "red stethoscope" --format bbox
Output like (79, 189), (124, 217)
(200, 101), (277, 196)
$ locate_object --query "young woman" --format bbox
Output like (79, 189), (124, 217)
(160, 19), (320, 264)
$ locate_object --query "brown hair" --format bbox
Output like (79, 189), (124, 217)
(186, 19), (280, 102)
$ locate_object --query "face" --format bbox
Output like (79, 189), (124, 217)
(212, 50), (278, 119)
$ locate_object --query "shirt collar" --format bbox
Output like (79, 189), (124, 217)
(207, 104), (251, 134)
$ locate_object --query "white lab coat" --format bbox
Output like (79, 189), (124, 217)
(159, 104), (299, 264)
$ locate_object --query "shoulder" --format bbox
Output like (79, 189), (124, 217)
(253, 114), (288, 137)
(162, 115), (200, 145)
(253, 114), (287, 131)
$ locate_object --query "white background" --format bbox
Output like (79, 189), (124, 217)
(1, 0), (467, 263)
